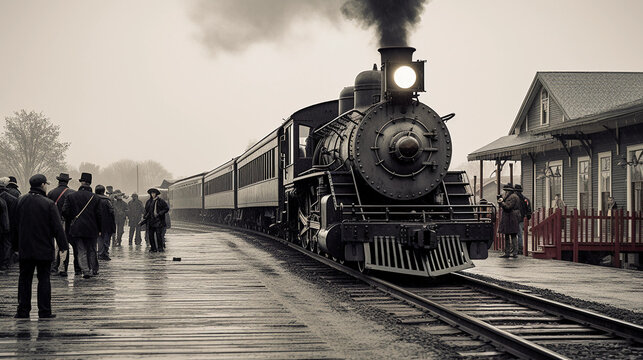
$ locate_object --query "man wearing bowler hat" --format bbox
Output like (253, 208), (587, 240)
(6, 176), (21, 199)
(47, 173), (76, 276)
(13, 174), (67, 319)
(62, 172), (101, 278)
(141, 188), (169, 252)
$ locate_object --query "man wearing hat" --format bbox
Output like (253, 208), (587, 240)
(127, 193), (144, 245)
(47, 173), (76, 276)
(141, 188), (169, 252)
(0, 177), (18, 270)
(6, 176), (21, 199)
(13, 174), (67, 319)
(62, 172), (101, 278)
(497, 183), (521, 258)
(513, 184), (532, 256)
(112, 190), (128, 246)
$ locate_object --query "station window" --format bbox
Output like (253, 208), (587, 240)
(540, 88), (549, 125)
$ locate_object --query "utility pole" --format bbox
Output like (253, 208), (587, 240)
(136, 164), (139, 194)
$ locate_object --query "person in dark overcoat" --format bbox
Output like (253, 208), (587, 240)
(0, 177), (17, 270)
(6, 176), (21, 199)
(497, 183), (521, 258)
(13, 174), (67, 319)
(46, 173), (76, 276)
(112, 190), (128, 246)
(95, 185), (115, 261)
(127, 193), (144, 245)
(141, 188), (169, 252)
(61, 172), (101, 278)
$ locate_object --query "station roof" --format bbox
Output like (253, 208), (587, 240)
(469, 72), (643, 161)
(468, 133), (557, 161)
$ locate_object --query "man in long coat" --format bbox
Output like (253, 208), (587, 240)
(0, 177), (17, 270)
(112, 190), (128, 246)
(62, 172), (101, 278)
(14, 174), (67, 319)
(497, 183), (521, 258)
(95, 185), (115, 261)
(47, 173), (76, 276)
(141, 188), (169, 252)
(127, 193), (144, 245)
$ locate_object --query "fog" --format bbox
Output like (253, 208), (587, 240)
(1, 0), (641, 181)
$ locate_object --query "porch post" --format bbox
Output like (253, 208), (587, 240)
(496, 159), (501, 196)
(613, 210), (622, 268)
(479, 160), (484, 200)
(509, 163), (514, 185)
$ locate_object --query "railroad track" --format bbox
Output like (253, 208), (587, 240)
(173, 222), (643, 359)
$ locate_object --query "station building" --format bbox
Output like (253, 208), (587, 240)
(468, 72), (643, 268)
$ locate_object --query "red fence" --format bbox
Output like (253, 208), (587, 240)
(493, 208), (643, 267)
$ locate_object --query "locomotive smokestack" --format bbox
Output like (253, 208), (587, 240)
(378, 46), (415, 67)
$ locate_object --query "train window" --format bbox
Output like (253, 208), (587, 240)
(299, 125), (310, 158)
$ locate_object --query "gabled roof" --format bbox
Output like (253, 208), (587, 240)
(509, 72), (643, 135)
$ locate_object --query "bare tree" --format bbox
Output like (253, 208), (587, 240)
(0, 110), (70, 189)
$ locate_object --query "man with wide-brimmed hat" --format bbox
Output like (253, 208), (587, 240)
(47, 173), (76, 276)
(112, 190), (128, 246)
(141, 188), (169, 252)
(62, 172), (101, 278)
(497, 183), (521, 258)
(14, 174), (67, 319)
(6, 176), (21, 199)
(0, 177), (17, 270)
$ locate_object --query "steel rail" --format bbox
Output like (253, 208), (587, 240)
(454, 272), (643, 345)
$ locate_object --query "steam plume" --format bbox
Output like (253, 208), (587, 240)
(190, 0), (428, 55)
(341, 0), (428, 47)
(190, 0), (342, 54)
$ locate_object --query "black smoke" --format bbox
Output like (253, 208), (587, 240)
(189, 0), (428, 55)
(341, 0), (428, 47)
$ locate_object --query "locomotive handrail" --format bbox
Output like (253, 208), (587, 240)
(313, 109), (365, 137)
(338, 203), (496, 221)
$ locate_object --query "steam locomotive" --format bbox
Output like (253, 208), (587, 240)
(169, 47), (495, 277)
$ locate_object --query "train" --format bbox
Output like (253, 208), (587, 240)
(169, 46), (495, 277)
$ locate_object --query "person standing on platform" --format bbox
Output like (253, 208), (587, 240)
(112, 190), (128, 246)
(62, 172), (101, 278)
(127, 193), (144, 245)
(95, 185), (115, 261)
(0, 194), (9, 271)
(513, 184), (531, 256)
(551, 194), (565, 210)
(6, 176), (21, 199)
(46, 173), (76, 276)
(498, 183), (521, 258)
(0, 178), (18, 271)
(13, 174), (67, 319)
(141, 188), (169, 252)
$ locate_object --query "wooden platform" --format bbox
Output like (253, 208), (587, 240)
(0, 228), (340, 359)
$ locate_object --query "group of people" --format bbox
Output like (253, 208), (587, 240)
(1, 172), (169, 319)
(497, 183), (532, 258)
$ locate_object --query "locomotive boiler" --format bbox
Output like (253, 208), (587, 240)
(287, 47), (495, 276)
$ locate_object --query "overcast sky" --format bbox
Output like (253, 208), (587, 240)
(1, 0), (641, 179)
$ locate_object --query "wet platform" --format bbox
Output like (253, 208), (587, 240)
(463, 251), (643, 313)
(0, 227), (431, 359)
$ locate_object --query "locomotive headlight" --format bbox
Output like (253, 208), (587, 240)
(393, 66), (417, 89)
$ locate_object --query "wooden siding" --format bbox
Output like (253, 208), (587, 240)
(526, 88), (542, 130)
(521, 155), (534, 203)
(520, 123), (643, 211)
